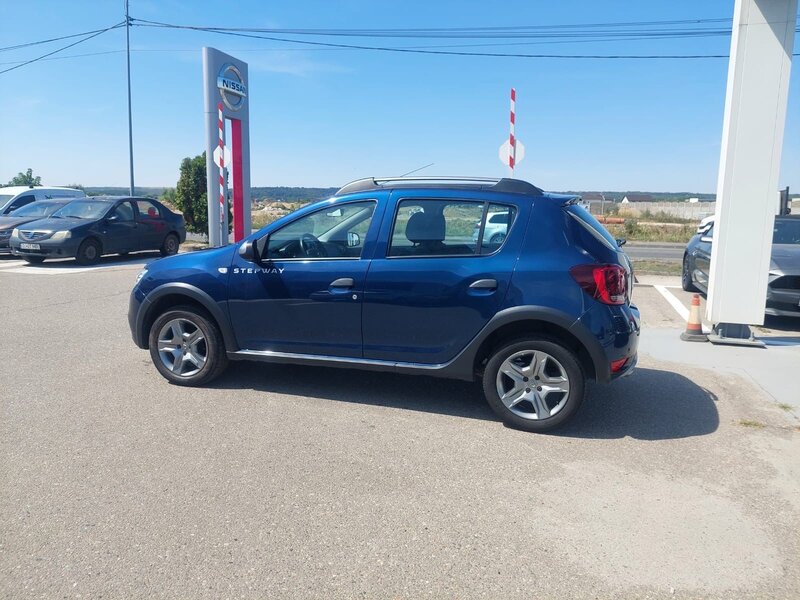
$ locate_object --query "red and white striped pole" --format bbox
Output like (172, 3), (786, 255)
(217, 102), (226, 244)
(508, 88), (516, 177)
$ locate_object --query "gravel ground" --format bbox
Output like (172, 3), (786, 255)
(1, 256), (798, 599)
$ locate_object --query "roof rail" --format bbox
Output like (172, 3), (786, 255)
(334, 176), (543, 196)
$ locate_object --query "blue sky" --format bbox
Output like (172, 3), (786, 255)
(0, 0), (797, 193)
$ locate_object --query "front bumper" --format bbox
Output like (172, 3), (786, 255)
(9, 238), (81, 259)
(766, 284), (800, 318)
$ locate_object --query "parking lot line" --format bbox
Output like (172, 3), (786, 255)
(0, 260), (26, 269)
(654, 284), (690, 322)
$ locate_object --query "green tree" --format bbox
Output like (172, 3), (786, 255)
(174, 153), (208, 234)
(8, 168), (41, 186)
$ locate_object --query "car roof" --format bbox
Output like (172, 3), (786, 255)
(73, 196), (156, 202)
(0, 186), (83, 195)
(335, 177), (544, 197)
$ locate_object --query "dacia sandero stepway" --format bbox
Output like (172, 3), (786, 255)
(129, 177), (639, 432)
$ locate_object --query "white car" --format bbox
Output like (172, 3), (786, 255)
(0, 186), (86, 216)
(472, 210), (512, 245)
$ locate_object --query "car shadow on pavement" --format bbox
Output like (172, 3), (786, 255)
(214, 362), (719, 440)
(558, 367), (719, 440)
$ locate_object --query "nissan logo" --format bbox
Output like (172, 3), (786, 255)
(217, 63), (247, 111)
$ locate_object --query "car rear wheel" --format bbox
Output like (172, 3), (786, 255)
(682, 255), (698, 292)
(160, 233), (179, 257)
(23, 256), (45, 264)
(483, 337), (585, 432)
(76, 239), (101, 265)
(148, 306), (228, 386)
(490, 232), (506, 244)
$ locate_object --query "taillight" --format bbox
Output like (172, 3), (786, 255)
(570, 264), (627, 305)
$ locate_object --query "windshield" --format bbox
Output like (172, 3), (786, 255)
(9, 202), (65, 218)
(773, 219), (800, 245)
(51, 200), (111, 220)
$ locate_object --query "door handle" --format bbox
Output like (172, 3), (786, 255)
(330, 277), (354, 288)
(469, 278), (497, 290)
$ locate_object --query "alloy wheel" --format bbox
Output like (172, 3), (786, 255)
(156, 318), (207, 377)
(495, 350), (571, 420)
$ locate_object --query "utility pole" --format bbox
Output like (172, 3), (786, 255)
(125, 0), (135, 196)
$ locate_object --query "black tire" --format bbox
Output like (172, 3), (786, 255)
(160, 233), (179, 257)
(23, 256), (45, 264)
(148, 306), (228, 386)
(682, 255), (698, 292)
(75, 238), (101, 265)
(482, 337), (585, 433)
(490, 232), (506, 244)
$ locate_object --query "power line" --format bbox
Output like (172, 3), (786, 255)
(132, 20), (743, 59)
(0, 25), (127, 53)
(0, 22), (126, 75)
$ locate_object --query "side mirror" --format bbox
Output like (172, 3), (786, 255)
(238, 239), (259, 262)
(347, 231), (361, 248)
(106, 214), (119, 223)
(615, 238), (626, 247)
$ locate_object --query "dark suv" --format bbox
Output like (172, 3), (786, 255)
(129, 178), (639, 432)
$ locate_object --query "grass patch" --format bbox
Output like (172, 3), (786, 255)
(738, 419), (765, 428)
(631, 259), (682, 276)
(606, 222), (696, 244)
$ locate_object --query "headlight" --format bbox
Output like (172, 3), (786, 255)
(135, 268), (147, 285)
(51, 230), (72, 241)
(10, 228), (19, 239)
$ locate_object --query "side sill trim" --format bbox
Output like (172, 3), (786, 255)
(229, 349), (449, 371)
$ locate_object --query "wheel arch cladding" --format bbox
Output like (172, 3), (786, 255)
(138, 284), (237, 352)
(469, 311), (602, 382)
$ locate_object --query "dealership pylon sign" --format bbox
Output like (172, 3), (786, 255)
(203, 48), (252, 246)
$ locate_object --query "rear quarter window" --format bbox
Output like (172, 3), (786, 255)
(565, 204), (619, 252)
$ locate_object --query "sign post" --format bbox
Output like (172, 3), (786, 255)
(202, 48), (252, 246)
(499, 88), (524, 175)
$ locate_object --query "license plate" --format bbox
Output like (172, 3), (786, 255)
(20, 243), (40, 250)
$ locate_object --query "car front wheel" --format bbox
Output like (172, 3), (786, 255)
(483, 337), (585, 432)
(76, 239), (101, 265)
(148, 306), (228, 386)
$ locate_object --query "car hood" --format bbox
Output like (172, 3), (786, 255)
(146, 244), (237, 275)
(771, 244), (800, 274)
(16, 217), (91, 232)
(0, 216), (40, 231)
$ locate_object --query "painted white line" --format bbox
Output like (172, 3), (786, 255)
(654, 284), (690, 322)
(0, 260), (26, 269)
(654, 285), (711, 334)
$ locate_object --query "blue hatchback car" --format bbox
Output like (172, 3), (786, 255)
(129, 177), (639, 432)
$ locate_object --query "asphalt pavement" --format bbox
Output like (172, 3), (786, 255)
(623, 241), (684, 261)
(1, 254), (799, 599)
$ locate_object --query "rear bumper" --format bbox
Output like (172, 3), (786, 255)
(573, 302), (640, 383)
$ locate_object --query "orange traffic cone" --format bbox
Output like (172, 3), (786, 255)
(680, 294), (708, 342)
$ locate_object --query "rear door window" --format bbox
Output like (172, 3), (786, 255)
(389, 199), (517, 257)
(135, 200), (162, 220)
